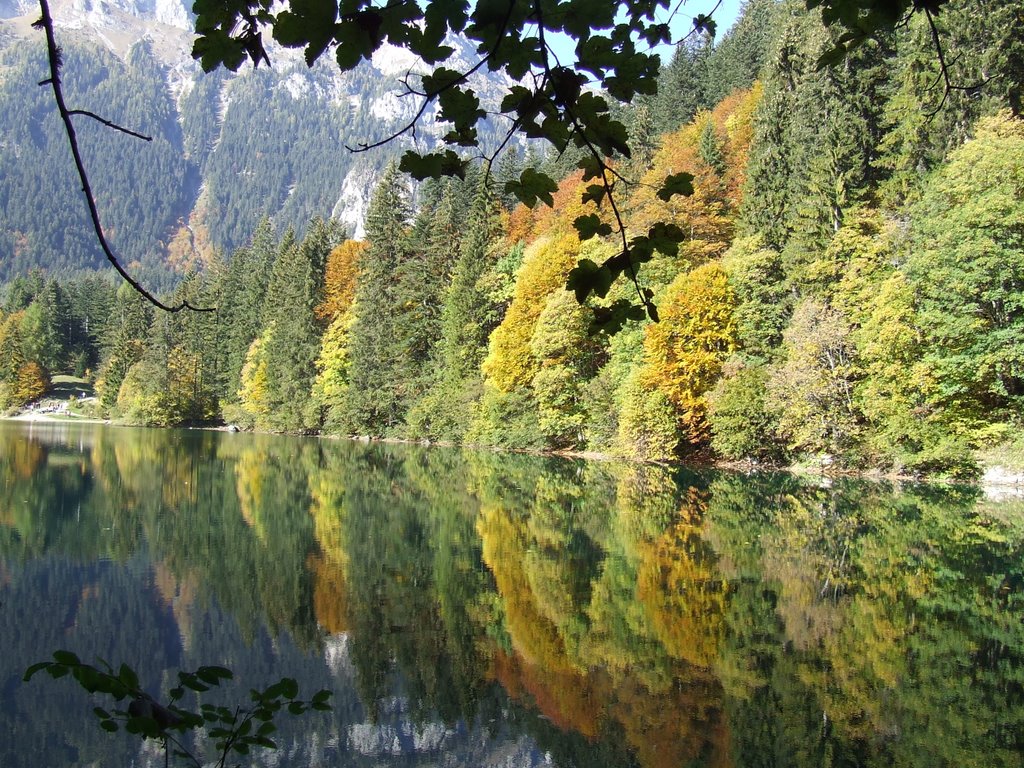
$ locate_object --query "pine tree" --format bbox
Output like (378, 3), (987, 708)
(697, 116), (726, 176)
(495, 148), (524, 211)
(653, 34), (713, 135)
(344, 162), (412, 434)
(626, 102), (658, 179)
(739, 32), (798, 250)
(96, 284), (152, 409)
(221, 218), (279, 402)
(409, 172), (503, 440)
(395, 176), (469, 417)
(260, 218), (333, 431)
(21, 280), (70, 375)
(878, 0), (1023, 205)
(703, 0), (785, 105)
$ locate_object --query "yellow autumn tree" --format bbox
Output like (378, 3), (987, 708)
(13, 361), (48, 406)
(718, 83), (762, 207)
(641, 263), (737, 447)
(481, 233), (581, 392)
(234, 327), (274, 428)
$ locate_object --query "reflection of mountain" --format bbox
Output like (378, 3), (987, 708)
(0, 0), (524, 282)
(2, 422), (1024, 767)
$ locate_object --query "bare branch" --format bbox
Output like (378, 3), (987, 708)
(922, 9), (988, 117)
(33, 0), (213, 313)
(67, 109), (153, 141)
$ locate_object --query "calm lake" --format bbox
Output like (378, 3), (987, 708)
(2, 420), (1023, 767)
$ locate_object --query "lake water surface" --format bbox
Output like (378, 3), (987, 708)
(2, 421), (1023, 767)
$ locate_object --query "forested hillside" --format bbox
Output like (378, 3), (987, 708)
(0, 13), (521, 281)
(2, 0), (1023, 477)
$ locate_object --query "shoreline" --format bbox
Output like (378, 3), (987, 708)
(6, 412), (1024, 493)
(3, 411), (108, 424)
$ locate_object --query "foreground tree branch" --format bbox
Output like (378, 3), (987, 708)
(34, 0), (214, 313)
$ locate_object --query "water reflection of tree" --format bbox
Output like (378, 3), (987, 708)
(474, 456), (730, 767)
(325, 442), (497, 726)
(704, 474), (1024, 768)
(4, 423), (1024, 768)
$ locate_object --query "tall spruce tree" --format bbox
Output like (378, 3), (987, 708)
(395, 175), (470, 416)
(740, 15), (801, 251)
(260, 219), (334, 431)
(344, 163), (412, 434)
(742, 6), (894, 279)
(653, 34), (713, 135)
(97, 283), (152, 408)
(703, 0), (785, 105)
(409, 171), (504, 440)
(220, 218), (279, 403)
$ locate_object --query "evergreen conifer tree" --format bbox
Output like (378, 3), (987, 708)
(654, 34), (713, 135)
(261, 219), (333, 431)
(345, 162), (412, 434)
(409, 171), (504, 440)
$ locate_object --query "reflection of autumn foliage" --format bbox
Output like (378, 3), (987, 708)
(308, 467), (351, 633)
(308, 552), (349, 634)
(234, 447), (268, 541)
(602, 670), (728, 768)
(478, 494), (605, 738)
(104, 428), (205, 510)
(308, 493), (351, 634)
(478, 464), (731, 767)
(10, 437), (45, 480)
(636, 491), (729, 670)
(491, 650), (601, 739)
(615, 464), (682, 541)
(478, 505), (583, 674)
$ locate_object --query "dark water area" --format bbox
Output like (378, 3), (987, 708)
(1, 420), (1023, 767)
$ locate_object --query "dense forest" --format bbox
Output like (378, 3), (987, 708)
(1, 0), (1023, 477)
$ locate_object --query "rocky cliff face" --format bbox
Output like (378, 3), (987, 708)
(0, 0), (520, 274)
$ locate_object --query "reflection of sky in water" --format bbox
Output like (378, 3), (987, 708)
(1, 421), (1023, 768)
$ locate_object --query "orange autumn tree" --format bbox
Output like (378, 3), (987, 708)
(316, 240), (366, 321)
(477, 500), (602, 738)
(626, 90), (760, 275)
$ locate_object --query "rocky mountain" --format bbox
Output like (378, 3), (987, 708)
(0, 0), (522, 284)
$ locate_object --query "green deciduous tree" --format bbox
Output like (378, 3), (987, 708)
(708, 361), (785, 462)
(768, 298), (861, 459)
(904, 111), (1024, 432)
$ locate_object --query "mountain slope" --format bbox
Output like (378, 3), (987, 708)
(0, 0), (522, 281)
